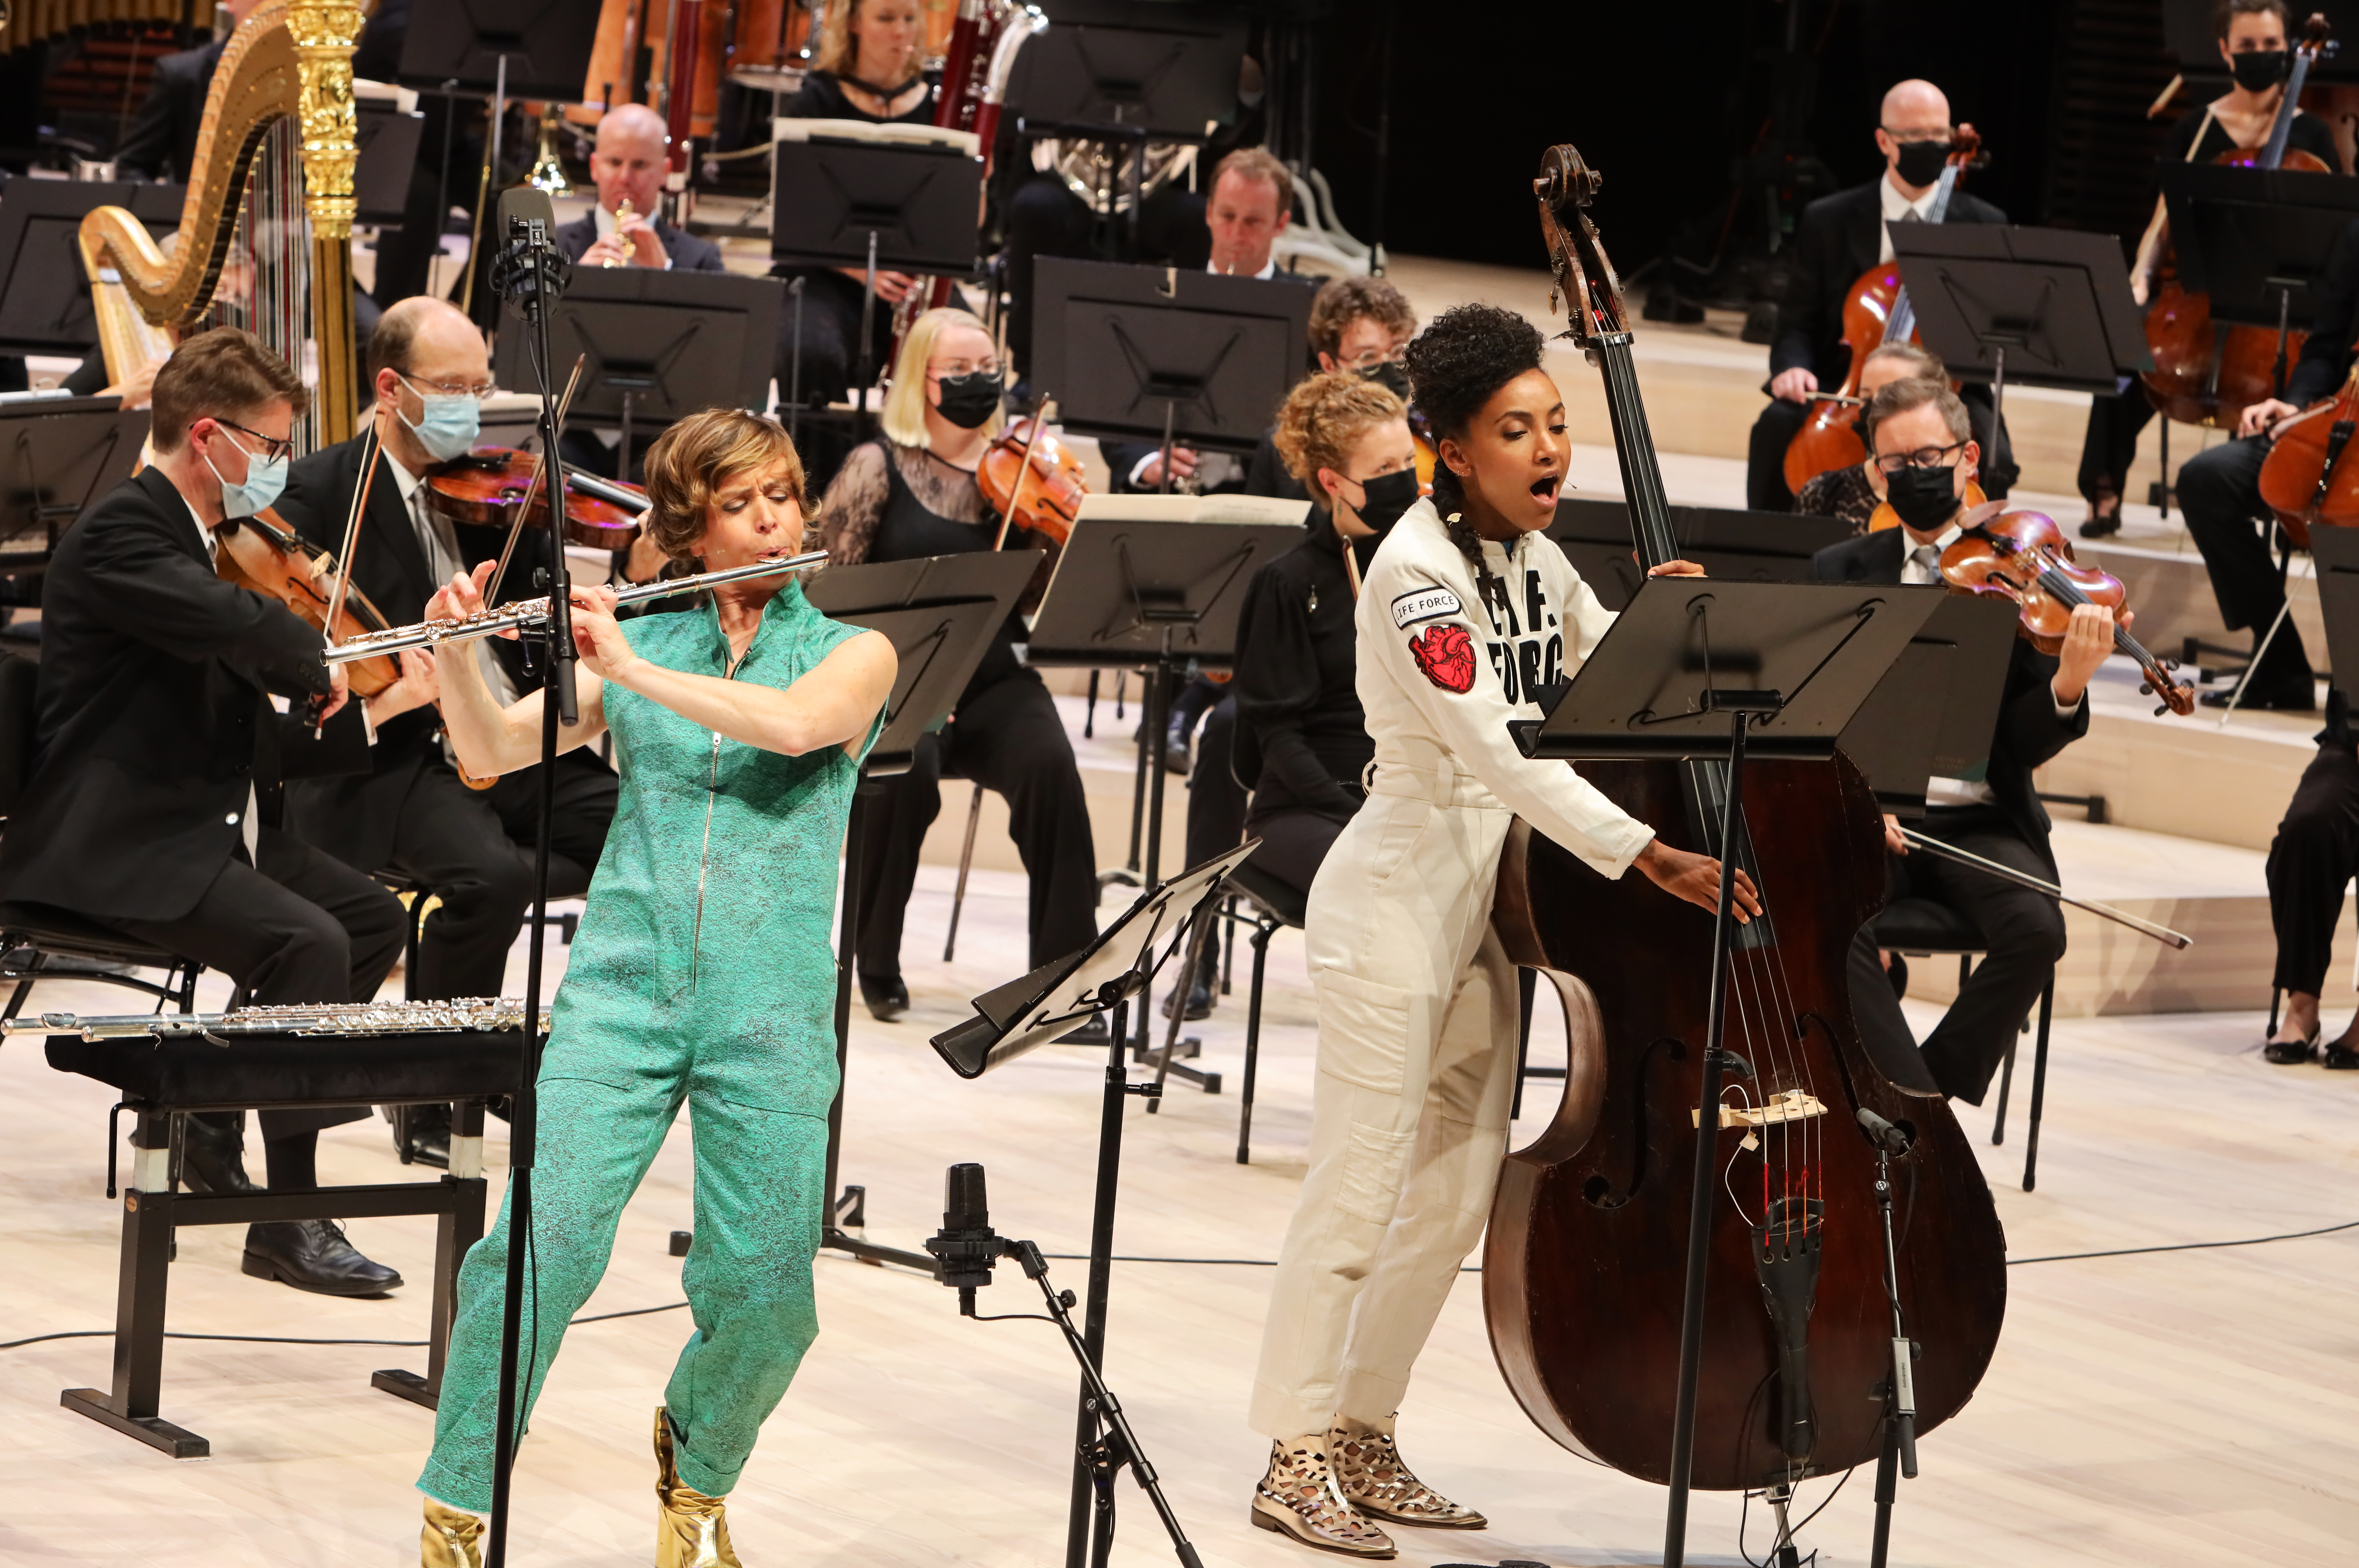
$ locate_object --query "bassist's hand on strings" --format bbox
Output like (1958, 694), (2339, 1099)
(1635, 838), (1761, 923)
(1646, 558), (1708, 578)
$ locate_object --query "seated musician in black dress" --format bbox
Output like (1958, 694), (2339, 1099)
(1815, 378), (2111, 1103)
(1170, 371), (1418, 1017)
(817, 307), (1101, 1032)
(0, 328), (409, 1295)
(1749, 78), (2010, 513)
(772, 0), (936, 412)
(2260, 691), (2359, 1066)
(1789, 342), (1943, 531)
(274, 299), (620, 1165)
(2080, 0), (2344, 538)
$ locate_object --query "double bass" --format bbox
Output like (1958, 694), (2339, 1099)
(1782, 131), (1987, 497)
(2141, 14), (2335, 427)
(1484, 145), (2007, 1511)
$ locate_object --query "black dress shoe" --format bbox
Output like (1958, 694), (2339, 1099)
(1164, 738), (1193, 775)
(859, 972), (909, 1021)
(2264, 1029), (2320, 1064)
(1162, 975), (1214, 1021)
(2078, 512), (2121, 539)
(242, 1219), (404, 1296)
(2327, 1042), (2359, 1070)
(388, 1103), (453, 1169)
(179, 1111), (259, 1194)
(1056, 1014), (1111, 1045)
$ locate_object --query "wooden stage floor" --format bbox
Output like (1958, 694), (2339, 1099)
(3, 855), (2355, 1568)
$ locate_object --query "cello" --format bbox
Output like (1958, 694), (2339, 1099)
(2141, 14), (2335, 428)
(1782, 130), (1987, 496)
(1484, 145), (2007, 1522)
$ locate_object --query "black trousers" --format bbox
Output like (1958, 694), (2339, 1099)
(2079, 388), (2155, 505)
(2268, 743), (2359, 995)
(1003, 173), (1209, 375)
(384, 751), (616, 1000)
(1846, 807), (2066, 1105)
(1241, 805), (1347, 895)
(1184, 695), (1248, 870)
(111, 827), (408, 1137)
(2176, 434), (2315, 679)
(856, 669), (1098, 977)
(1745, 385), (2017, 512)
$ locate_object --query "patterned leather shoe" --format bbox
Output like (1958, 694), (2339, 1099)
(1330, 1415), (1488, 1529)
(420, 1496), (483, 1568)
(654, 1406), (743, 1567)
(1249, 1436), (1396, 1558)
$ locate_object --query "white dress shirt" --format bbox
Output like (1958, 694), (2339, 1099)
(1878, 170), (1941, 264)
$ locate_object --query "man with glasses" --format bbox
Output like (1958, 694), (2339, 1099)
(1811, 376), (2113, 1105)
(274, 299), (619, 1166)
(1748, 78), (2014, 512)
(0, 327), (412, 1295)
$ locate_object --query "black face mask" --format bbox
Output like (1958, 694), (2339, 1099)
(1343, 467), (1420, 539)
(1892, 137), (1951, 189)
(933, 370), (1003, 430)
(2231, 49), (2289, 91)
(1885, 464), (1962, 531)
(1360, 361), (1412, 401)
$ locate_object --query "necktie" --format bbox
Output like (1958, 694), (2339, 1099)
(1908, 545), (1938, 584)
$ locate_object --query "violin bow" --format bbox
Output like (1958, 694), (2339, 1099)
(321, 416), (382, 656)
(489, 354), (588, 601)
(991, 393), (1055, 551)
(1896, 826), (2193, 949)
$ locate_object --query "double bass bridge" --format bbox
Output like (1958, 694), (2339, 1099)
(1693, 1088), (1829, 1150)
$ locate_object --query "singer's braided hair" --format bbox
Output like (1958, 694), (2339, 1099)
(1402, 302), (1546, 596)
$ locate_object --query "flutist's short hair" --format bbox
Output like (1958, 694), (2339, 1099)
(642, 409), (809, 566)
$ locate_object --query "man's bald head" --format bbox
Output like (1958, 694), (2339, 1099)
(368, 296), (479, 384)
(597, 102), (668, 156)
(1880, 79), (1950, 130)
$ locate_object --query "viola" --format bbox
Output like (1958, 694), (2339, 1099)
(1783, 129), (1986, 496)
(215, 507), (401, 699)
(977, 414), (1086, 546)
(1937, 502), (2196, 715)
(1486, 143), (2008, 1499)
(424, 448), (647, 552)
(2141, 14), (2335, 427)
(2257, 356), (2359, 546)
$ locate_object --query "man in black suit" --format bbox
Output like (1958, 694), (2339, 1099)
(0, 327), (411, 1294)
(1751, 79), (2013, 512)
(275, 299), (619, 1164)
(1813, 377), (2112, 1104)
(557, 103), (726, 275)
(114, 0), (264, 182)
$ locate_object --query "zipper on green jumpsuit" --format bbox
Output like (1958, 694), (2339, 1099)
(689, 645), (749, 991)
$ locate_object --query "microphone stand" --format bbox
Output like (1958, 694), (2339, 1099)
(1861, 1109), (1918, 1568)
(485, 202), (579, 1568)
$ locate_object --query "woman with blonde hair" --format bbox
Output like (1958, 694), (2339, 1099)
(819, 306), (1100, 1030)
(406, 409), (896, 1568)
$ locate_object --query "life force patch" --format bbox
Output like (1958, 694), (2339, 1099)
(1407, 624), (1477, 693)
(1390, 587), (1462, 629)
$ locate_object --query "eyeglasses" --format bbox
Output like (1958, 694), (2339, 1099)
(1879, 125), (1955, 145)
(397, 369), (497, 402)
(212, 418), (295, 463)
(1874, 441), (1968, 475)
(1342, 345), (1410, 372)
(928, 358), (1002, 379)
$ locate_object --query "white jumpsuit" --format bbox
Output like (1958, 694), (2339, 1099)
(1249, 497), (1657, 1440)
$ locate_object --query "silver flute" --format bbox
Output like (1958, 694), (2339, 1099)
(324, 551), (828, 666)
(3, 998), (552, 1040)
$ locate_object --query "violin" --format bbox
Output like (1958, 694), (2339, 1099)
(2257, 354), (2359, 546)
(977, 414), (1086, 546)
(1937, 502), (2196, 715)
(1783, 129), (1986, 496)
(2141, 15), (2335, 427)
(1486, 143), (2007, 1500)
(424, 448), (648, 552)
(214, 508), (401, 699)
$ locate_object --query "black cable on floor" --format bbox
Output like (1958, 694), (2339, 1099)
(0, 1299), (690, 1353)
(2006, 1216), (2359, 1264)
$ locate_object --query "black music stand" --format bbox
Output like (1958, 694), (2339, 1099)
(1891, 225), (2153, 466)
(0, 182), (183, 358)
(1519, 575), (1934, 1568)
(1032, 258), (1314, 484)
(770, 128), (985, 426)
(491, 269), (782, 461)
(355, 101), (428, 230)
(0, 395), (147, 575)
(1835, 593), (2018, 817)
(799, 550), (1043, 1272)
(394, 0), (601, 98)
(929, 840), (1252, 1568)
(1548, 497), (1853, 610)
(1027, 498), (1303, 1061)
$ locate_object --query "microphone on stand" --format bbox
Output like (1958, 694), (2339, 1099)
(491, 186), (570, 321)
(925, 1162), (1009, 1314)
(1857, 1106), (1913, 1155)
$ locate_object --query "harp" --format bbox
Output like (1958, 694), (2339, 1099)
(75, 0), (365, 447)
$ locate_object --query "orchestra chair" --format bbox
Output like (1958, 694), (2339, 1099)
(38, 1027), (520, 1458)
(1219, 858), (1305, 1166)
(0, 649), (203, 1023)
(1873, 894), (2058, 1193)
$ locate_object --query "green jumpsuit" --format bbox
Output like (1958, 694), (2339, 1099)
(418, 581), (874, 1511)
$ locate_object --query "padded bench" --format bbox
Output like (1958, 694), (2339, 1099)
(43, 1028), (524, 1457)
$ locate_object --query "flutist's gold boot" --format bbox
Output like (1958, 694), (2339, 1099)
(654, 1406), (743, 1567)
(420, 1496), (483, 1568)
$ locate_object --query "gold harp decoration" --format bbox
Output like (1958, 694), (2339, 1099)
(75, 0), (365, 445)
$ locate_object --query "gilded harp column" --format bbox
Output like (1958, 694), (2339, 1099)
(287, 0), (364, 445)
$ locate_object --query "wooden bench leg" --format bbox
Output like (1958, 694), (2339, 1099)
(62, 1111), (207, 1458)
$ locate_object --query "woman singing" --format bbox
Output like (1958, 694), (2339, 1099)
(1247, 306), (1755, 1557)
(819, 307), (1100, 1031)
(410, 410), (895, 1568)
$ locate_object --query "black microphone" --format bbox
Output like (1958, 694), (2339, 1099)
(1856, 1106), (1912, 1154)
(924, 1162), (1006, 1308)
(491, 186), (569, 318)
